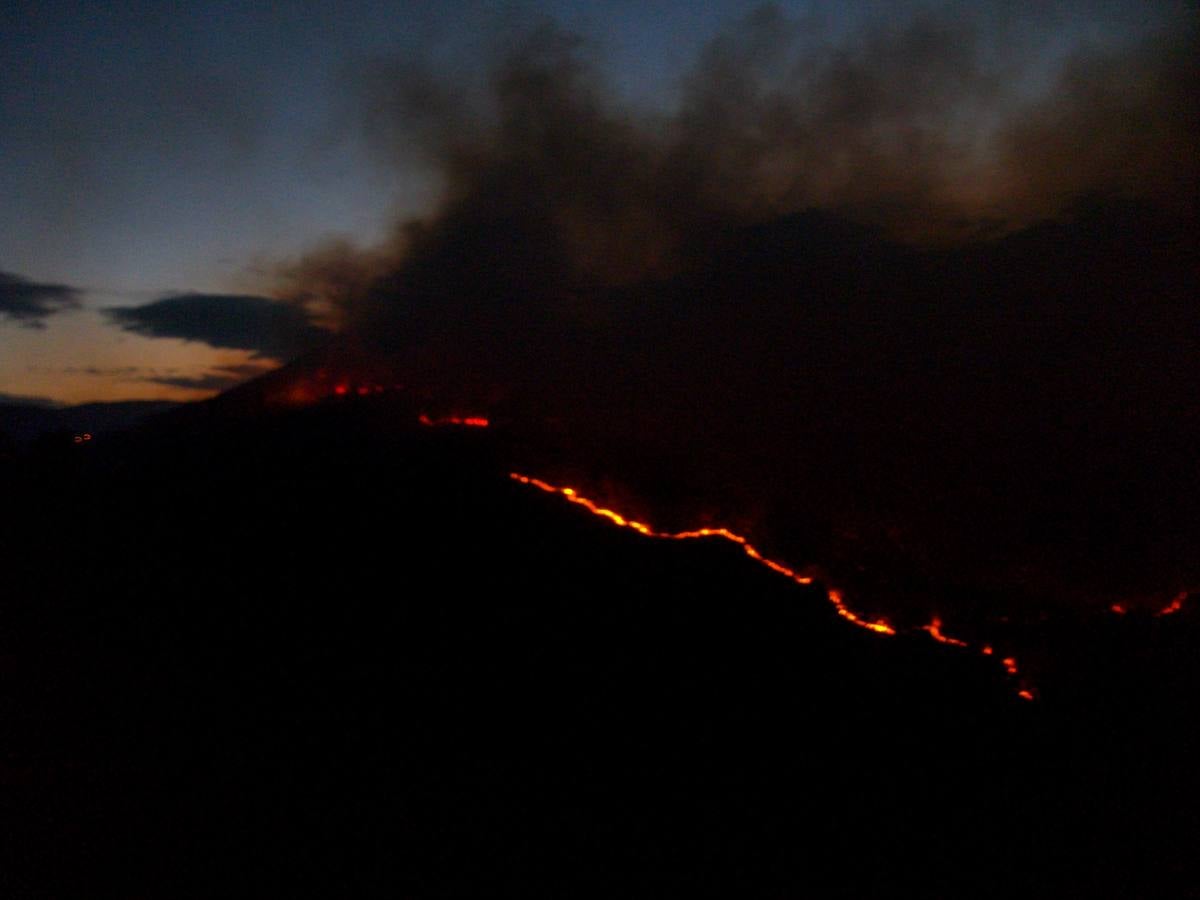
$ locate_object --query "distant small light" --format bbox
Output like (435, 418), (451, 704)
(334, 385), (348, 396)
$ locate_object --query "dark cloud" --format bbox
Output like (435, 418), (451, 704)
(998, 21), (1199, 220)
(105, 293), (331, 361)
(142, 363), (276, 392)
(63, 366), (144, 378)
(292, 5), (1197, 344)
(0, 270), (82, 325)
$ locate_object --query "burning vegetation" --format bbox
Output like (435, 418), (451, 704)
(508, 470), (1037, 699)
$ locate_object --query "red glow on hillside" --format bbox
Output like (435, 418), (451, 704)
(1156, 592), (1188, 617)
(512, 475), (905, 635)
(419, 414), (490, 428)
(507, 472), (1040, 695)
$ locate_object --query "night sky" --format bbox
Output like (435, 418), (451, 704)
(1, 0), (1193, 403)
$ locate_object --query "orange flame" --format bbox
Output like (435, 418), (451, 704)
(510, 472), (901, 637)
(921, 617), (969, 648)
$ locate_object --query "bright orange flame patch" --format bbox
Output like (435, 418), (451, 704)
(921, 617), (969, 647)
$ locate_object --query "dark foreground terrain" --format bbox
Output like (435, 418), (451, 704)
(1, 397), (1196, 898)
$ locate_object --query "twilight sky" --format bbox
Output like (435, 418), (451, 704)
(0, 0), (1191, 403)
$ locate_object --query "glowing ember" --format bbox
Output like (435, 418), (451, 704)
(1156, 592), (1188, 617)
(921, 617), (969, 647)
(419, 414), (490, 428)
(1110, 603), (1128, 615)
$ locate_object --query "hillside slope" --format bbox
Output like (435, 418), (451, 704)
(0, 397), (1195, 897)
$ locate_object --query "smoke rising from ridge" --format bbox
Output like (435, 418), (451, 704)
(275, 3), (1196, 336)
(268, 4), (1199, 619)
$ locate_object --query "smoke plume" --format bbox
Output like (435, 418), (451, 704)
(268, 5), (1199, 618)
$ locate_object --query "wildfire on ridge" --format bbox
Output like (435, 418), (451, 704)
(403, 416), (1031, 697)
(418, 414), (490, 428)
(921, 617), (969, 648)
(1106, 592), (1190, 618)
(507, 471), (1035, 697)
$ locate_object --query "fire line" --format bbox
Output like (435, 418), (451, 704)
(419, 413), (490, 428)
(411, 411), (1032, 698)
(507, 471), (1034, 699)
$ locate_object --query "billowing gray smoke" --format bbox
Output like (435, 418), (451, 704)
(272, 5), (1199, 621)
(277, 5), (1196, 334)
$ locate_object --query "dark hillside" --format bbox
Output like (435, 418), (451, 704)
(0, 397), (1195, 897)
